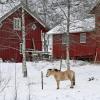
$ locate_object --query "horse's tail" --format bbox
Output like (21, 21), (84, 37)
(72, 72), (75, 85)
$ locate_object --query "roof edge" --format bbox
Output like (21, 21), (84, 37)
(90, 1), (100, 14)
(0, 2), (49, 29)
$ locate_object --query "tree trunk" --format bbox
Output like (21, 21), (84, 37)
(22, 7), (27, 77)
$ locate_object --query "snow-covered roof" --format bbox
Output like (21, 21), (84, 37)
(0, 1), (20, 18)
(90, 1), (100, 14)
(47, 17), (95, 35)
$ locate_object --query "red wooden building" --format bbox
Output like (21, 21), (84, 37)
(90, 1), (100, 62)
(0, 2), (48, 62)
(47, 18), (96, 60)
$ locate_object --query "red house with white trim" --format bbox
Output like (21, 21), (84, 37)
(47, 18), (96, 61)
(0, 2), (48, 62)
(90, 1), (100, 62)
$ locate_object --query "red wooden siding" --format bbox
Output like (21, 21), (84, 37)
(53, 32), (96, 60)
(0, 7), (47, 62)
(94, 6), (100, 61)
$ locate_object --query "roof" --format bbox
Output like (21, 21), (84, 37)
(0, 1), (47, 28)
(47, 17), (95, 35)
(90, 1), (100, 14)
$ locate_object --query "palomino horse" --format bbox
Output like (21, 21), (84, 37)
(46, 69), (75, 89)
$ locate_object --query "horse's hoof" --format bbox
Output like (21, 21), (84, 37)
(88, 78), (91, 81)
(70, 86), (74, 88)
(57, 88), (59, 89)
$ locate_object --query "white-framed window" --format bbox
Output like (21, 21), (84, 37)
(13, 18), (21, 30)
(80, 33), (86, 43)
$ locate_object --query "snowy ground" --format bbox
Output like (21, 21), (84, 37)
(0, 60), (100, 100)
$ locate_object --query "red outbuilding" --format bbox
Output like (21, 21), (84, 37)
(47, 18), (96, 61)
(90, 1), (100, 62)
(0, 2), (48, 62)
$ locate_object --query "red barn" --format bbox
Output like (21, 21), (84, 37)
(90, 1), (100, 62)
(47, 18), (96, 60)
(0, 2), (48, 62)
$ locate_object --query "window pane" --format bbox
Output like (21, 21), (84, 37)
(13, 18), (21, 30)
(80, 33), (86, 43)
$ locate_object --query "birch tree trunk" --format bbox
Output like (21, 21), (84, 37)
(22, 7), (27, 77)
(66, 0), (70, 70)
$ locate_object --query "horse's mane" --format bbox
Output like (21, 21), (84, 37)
(48, 68), (60, 72)
(48, 69), (52, 71)
(54, 69), (60, 72)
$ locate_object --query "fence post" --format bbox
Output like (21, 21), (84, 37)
(41, 71), (43, 90)
(60, 56), (63, 71)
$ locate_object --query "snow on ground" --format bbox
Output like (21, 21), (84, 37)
(0, 60), (100, 100)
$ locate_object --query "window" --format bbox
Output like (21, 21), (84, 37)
(80, 33), (86, 43)
(13, 18), (21, 30)
(32, 23), (36, 30)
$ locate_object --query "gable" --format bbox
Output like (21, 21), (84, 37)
(0, 3), (47, 29)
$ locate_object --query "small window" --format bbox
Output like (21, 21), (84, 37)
(32, 23), (37, 30)
(13, 18), (21, 30)
(80, 33), (86, 43)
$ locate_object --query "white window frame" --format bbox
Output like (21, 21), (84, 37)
(13, 18), (21, 31)
(80, 33), (86, 43)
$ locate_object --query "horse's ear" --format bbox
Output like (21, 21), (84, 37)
(54, 68), (60, 72)
(48, 69), (52, 71)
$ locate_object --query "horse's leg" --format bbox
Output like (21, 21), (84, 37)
(56, 80), (60, 89)
(70, 80), (74, 88)
(70, 73), (75, 88)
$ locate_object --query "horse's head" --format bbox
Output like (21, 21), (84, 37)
(46, 69), (60, 77)
(46, 69), (53, 77)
